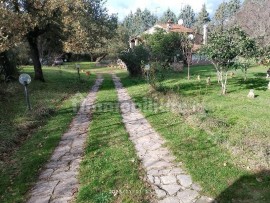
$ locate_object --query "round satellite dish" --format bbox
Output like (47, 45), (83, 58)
(19, 74), (31, 85)
(178, 19), (184, 25)
(188, 34), (194, 40)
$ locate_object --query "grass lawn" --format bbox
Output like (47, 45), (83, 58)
(0, 63), (98, 202)
(1, 62), (269, 203)
(77, 74), (151, 203)
(117, 64), (270, 202)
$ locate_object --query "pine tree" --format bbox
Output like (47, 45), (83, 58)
(212, 0), (242, 32)
(123, 8), (157, 36)
(194, 4), (210, 34)
(228, 0), (241, 16)
(213, 2), (229, 32)
(159, 8), (177, 24)
(178, 5), (195, 28)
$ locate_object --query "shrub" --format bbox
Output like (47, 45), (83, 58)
(144, 29), (182, 63)
(0, 50), (18, 82)
(147, 62), (168, 91)
(119, 45), (150, 77)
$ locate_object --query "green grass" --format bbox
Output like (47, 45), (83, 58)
(1, 62), (269, 202)
(76, 74), (151, 203)
(117, 64), (270, 203)
(0, 63), (97, 203)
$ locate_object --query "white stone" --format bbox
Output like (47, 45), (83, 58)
(160, 184), (182, 195)
(154, 186), (167, 199)
(160, 175), (177, 185)
(158, 196), (180, 203)
(177, 189), (199, 203)
(195, 196), (216, 203)
(192, 183), (202, 192)
(247, 89), (255, 98)
(177, 175), (193, 188)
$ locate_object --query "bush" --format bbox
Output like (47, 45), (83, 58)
(119, 45), (150, 77)
(0, 50), (18, 82)
(147, 62), (168, 91)
(144, 29), (182, 63)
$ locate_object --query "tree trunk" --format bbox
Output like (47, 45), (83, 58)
(96, 54), (107, 62)
(221, 71), (228, 95)
(0, 51), (17, 80)
(187, 63), (190, 80)
(27, 35), (45, 82)
(217, 71), (222, 84)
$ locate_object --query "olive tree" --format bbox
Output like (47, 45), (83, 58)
(200, 27), (256, 94)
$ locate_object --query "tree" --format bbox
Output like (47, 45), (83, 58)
(0, 7), (30, 80)
(141, 9), (158, 31)
(178, 5), (195, 28)
(1, 0), (117, 81)
(91, 25), (129, 61)
(0, 1), (80, 81)
(228, 0), (241, 16)
(212, 2), (229, 32)
(159, 8), (177, 24)
(123, 8), (157, 36)
(64, 0), (118, 56)
(212, 0), (241, 32)
(180, 34), (194, 80)
(144, 29), (181, 63)
(119, 45), (150, 77)
(194, 4), (210, 34)
(200, 27), (256, 94)
(234, 0), (270, 46)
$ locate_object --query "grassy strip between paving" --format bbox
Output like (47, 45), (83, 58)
(118, 72), (270, 203)
(77, 75), (151, 203)
(0, 68), (96, 203)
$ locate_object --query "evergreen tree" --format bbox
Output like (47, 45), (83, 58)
(178, 5), (195, 28)
(212, 0), (241, 32)
(123, 8), (157, 36)
(159, 8), (177, 24)
(213, 2), (229, 32)
(228, 0), (241, 16)
(194, 4), (210, 33)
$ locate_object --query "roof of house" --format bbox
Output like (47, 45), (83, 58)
(158, 24), (194, 33)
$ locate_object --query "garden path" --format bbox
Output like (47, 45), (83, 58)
(27, 75), (103, 203)
(112, 74), (214, 203)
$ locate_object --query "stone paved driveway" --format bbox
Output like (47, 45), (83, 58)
(27, 76), (103, 203)
(112, 74), (215, 203)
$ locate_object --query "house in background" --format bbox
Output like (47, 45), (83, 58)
(129, 19), (205, 49)
(144, 19), (193, 34)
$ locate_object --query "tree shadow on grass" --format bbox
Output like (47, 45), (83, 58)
(215, 170), (270, 203)
(232, 78), (269, 91)
(253, 72), (268, 78)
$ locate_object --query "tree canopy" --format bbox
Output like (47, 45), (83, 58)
(200, 27), (256, 94)
(194, 4), (210, 34)
(212, 0), (241, 32)
(235, 0), (270, 46)
(0, 0), (117, 81)
(159, 8), (177, 24)
(178, 5), (195, 28)
(122, 8), (157, 36)
(144, 29), (181, 63)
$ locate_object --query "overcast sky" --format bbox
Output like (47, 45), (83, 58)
(105, 0), (230, 21)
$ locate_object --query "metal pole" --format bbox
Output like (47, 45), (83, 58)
(77, 67), (80, 80)
(24, 82), (31, 110)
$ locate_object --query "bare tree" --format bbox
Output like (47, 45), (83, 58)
(235, 0), (270, 46)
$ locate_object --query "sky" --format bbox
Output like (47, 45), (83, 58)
(105, 0), (228, 21)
